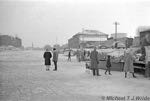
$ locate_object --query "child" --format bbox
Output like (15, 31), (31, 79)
(105, 55), (112, 75)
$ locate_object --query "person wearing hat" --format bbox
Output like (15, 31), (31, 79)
(124, 49), (136, 78)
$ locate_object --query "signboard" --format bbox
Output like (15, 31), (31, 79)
(145, 46), (150, 63)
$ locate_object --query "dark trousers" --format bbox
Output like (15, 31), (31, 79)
(93, 69), (99, 76)
(68, 56), (71, 61)
(105, 67), (111, 73)
(53, 61), (57, 70)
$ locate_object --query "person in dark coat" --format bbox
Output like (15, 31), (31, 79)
(53, 48), (58, 71)
(90, 47), (100, 76)
(105, 55), (112, 75)
(68, 50), (71, 61)
(43, 49), (52, 71)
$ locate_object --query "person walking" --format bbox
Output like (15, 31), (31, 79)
(124, 49), (136, 78)
(105, 55), (112, 75)
(53, 48), (58, 71)
(43, 49), (52, 71)
(90, 47), (100, 76)
(68, 50), (71, 61)
(83, 50), (86, 60)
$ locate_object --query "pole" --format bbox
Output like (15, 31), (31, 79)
(113, 22), (120, 41)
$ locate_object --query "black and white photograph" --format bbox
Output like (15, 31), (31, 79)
(0, 0), (150, 101)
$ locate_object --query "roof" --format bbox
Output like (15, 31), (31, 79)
(83, 29), (107, 35)
(73, 31), (108, 38)
(137, 26), (150, 35)
(111, 33), (127, 34)
(140, 30), (150, 33)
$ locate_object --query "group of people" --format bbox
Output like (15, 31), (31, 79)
(43, 47), (137, 78)
(89, 47), (111, 76)
(89, 47), (136, 78)
(76, 49), (91, 62)
(43, 48), (58, 71)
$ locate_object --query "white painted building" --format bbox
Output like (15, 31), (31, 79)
(68, 29), (108, 48)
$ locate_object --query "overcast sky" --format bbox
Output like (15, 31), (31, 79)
(0, 0), (150, 47)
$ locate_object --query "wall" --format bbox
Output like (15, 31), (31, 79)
(111, 33), (127, 39)
(68, 36), (80, 48)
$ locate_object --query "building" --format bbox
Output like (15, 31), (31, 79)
(139, 29), (150, 46)
(0, 35), (22, 47)
(132, 37), (140, 47)
(102, 37), (133, 48)
(68, 29), (108, 48)
(111, 33), (127, 39)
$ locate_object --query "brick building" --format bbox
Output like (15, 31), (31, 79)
(0, 35), (22, 47)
